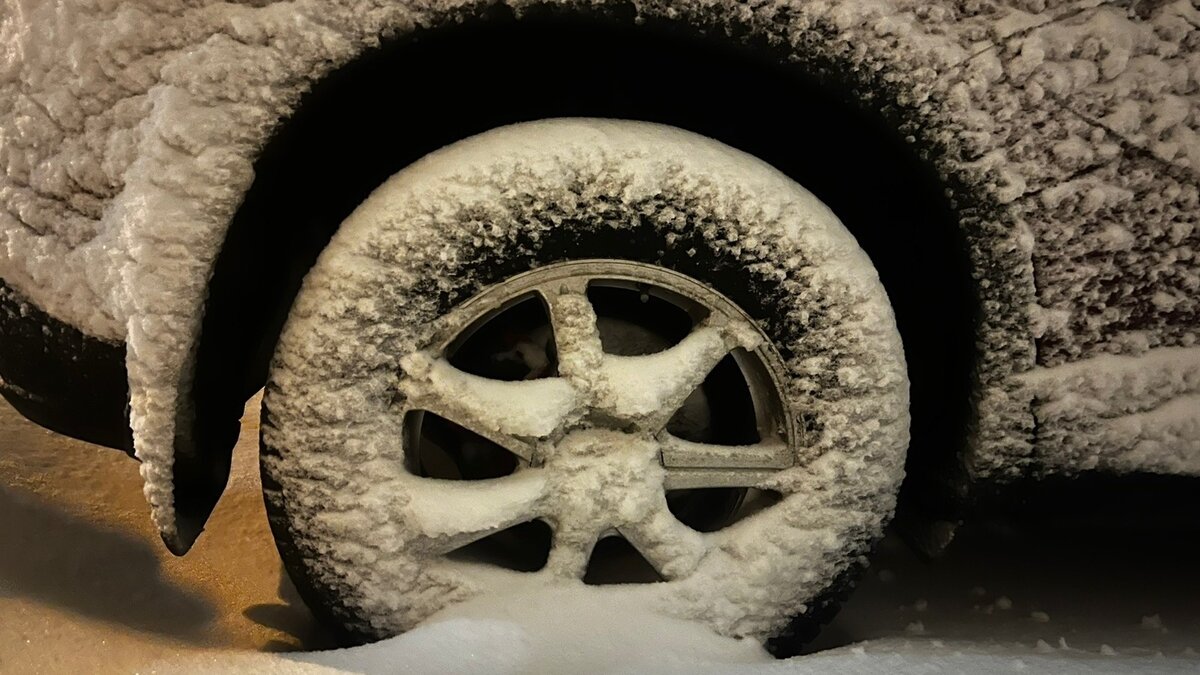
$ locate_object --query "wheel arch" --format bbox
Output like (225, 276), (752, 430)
(180, 5), (991, 550)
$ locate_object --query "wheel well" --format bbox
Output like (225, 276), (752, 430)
(187, 7), (978, 530)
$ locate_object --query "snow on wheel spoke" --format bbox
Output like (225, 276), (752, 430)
(402, 471), (548, 556)
(538, 282), (605, 384)
(544, 523), (598, 579)
(598, 318), (762, 427)
(398, 354), (578, 461)
(621, 506), (708, 580)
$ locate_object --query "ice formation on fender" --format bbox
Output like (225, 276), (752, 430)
(0, 0), (1196, 548)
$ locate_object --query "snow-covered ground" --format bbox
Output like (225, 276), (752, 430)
(1, 395), (1197, 674)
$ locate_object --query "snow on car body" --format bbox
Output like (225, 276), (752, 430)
(0, 0), (1197, 651)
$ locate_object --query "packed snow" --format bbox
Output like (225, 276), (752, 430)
(166, 588), (1199, 674)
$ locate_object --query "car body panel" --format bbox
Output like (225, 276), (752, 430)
(0, 0), (1196, 552)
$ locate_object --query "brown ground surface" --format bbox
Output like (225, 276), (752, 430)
(0, 393), (330, 674)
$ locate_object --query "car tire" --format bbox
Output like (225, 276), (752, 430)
(260, 118), (909, 649)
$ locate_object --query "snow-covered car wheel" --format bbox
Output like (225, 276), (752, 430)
(260, 119), (909, 651)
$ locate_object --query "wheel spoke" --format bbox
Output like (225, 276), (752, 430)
(402, 471), (547, 555)
(620, 505), (707, 580)
(544, 522), (599, 579)
(596, 318), (762, 428)
(538, 281), (606, 386)
(399, 355), (579, 461)
(660, 433), (793, 470)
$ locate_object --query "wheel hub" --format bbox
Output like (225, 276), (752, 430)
(542, 429), (664, 523)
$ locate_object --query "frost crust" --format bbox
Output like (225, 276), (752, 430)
(1018, 346), (1200, 474)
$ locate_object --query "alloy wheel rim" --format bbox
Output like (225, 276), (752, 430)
(390, 260), (799, 583)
